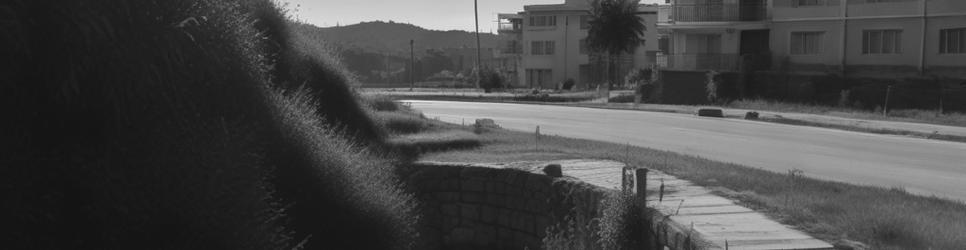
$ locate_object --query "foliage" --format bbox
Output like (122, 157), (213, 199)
(586, 0), (646, 87)
(586, 0), (646, 56)
(706, 70), (721, 103)
(366, 95), (401, 112)
(563, 78), (577, 90)
(477, 67), (506, 93)
(625, 67), (653, 86)
(597, 193), (646, 249)
(2, 0), (418, 249)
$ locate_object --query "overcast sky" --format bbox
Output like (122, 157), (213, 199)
(281, 0), (663, 33)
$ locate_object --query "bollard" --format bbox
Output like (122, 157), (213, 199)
(635, 168), (648, 202)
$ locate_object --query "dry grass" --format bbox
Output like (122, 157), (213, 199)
(730, 99), (966, 127)
(423, 126), (966, 250)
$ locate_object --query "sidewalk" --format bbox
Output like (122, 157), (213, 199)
(429, 159), (836, 250)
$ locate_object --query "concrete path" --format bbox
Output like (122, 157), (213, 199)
(433, 159), (835, 250)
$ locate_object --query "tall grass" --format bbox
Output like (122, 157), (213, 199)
(2, 0), (417, 249)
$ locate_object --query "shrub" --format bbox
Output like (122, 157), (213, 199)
(563, 78), (577, 91)
(478, 67), (505, 93)
(274, 23), (387, 146)
(377, 111), (432, 134)
(706, 70), (721, 104)
(2, 1), (293, 248)
(367, 95), (401, 112)
(1, 0), (417, 249)
(263, 89), (418, 250)
(625, 67), (653, 86)
(597, 193), (647, 249)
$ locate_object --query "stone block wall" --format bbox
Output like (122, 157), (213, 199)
(404, 163), (610, 250)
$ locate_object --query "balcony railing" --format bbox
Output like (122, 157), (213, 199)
(671, 3), (766, 22)
(498, 23), (522, 33)
(498, 42), (523, 54)
(656, 53), (740, 71)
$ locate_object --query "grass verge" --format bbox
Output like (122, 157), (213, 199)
(729, 99), (966, 127)
(419, 123), (966, 250)
(757, 116), (966, 143)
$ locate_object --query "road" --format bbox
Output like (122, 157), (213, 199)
(405, 100), (966, 202)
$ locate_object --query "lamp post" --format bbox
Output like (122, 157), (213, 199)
(410, 39), (415, 91)
(474, 0), (482, 90)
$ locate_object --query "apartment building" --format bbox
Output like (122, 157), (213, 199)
(495, 14), (524, 87)
(659, 0), (966, 78)
(498, 0), (661, 89)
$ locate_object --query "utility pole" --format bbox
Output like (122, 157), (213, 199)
(410, 39), (415, 91)
(474, 0), (482, 90)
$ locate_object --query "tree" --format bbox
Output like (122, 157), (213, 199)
(586, 0), (646, 90)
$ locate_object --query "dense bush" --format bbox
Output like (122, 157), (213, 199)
(367, 95), (402, 112)
(275, 25), (387, 145)
(378, 111), (432, 134)
(478, 67), (506, 93)
(1, 0), (416, 249)
(563, 78), (577, 91)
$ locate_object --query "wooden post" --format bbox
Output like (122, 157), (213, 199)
(636, 168), (648, 202)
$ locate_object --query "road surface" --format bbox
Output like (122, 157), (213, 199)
(405, 100), (966, 202)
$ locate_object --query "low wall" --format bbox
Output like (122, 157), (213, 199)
(404, 163), (714, 250)
(404, 163), (608, 250)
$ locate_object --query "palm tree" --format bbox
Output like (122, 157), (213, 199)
(586, 0), (646, 91)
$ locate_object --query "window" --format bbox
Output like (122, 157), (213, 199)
(940, 28), (966, 54)
(793, 0), (824, 7)
(530, 41), (555, 55)
(862, 0), (911, 3)
(529, 16), (557, 27)
(580, 16), (590, 30)
(862, 30), (902, 54)
(790, 31), (824, 55)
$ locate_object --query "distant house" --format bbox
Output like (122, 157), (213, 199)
(498, 0), (661, 89)
(658, 0), (966, 79)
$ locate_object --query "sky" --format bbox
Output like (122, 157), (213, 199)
(281, 0), (663, 33)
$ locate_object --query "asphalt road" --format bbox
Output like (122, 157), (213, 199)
(405, 100), (966, 202)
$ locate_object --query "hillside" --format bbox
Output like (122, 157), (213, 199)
(297, 21), (499, 55)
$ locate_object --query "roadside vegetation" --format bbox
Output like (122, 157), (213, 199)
(409, 116), (966, 250)
(366, 98), (647, 250)
(729, 99), (966, 127)
(3, 1), (416, 249)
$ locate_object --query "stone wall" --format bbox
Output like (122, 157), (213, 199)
(404, 163), (610, 250)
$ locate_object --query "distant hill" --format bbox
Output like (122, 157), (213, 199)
(297, 21), (499, 55)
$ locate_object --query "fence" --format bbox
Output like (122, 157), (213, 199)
(657, 54), (741, 72)
(671, 3), (767, 22)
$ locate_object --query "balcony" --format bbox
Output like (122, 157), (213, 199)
(498, 41), (523, 55)
(498, 23), (522, 34)
(656, 53), (740, 71)
(671, 3), (766, 22)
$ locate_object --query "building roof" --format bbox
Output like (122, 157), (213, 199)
(498, 13), (522, 20)
(524, 1), (662, 14)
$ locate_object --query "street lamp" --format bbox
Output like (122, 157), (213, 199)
(474, 0), (482, 90)
(410, 39), (415, 91)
